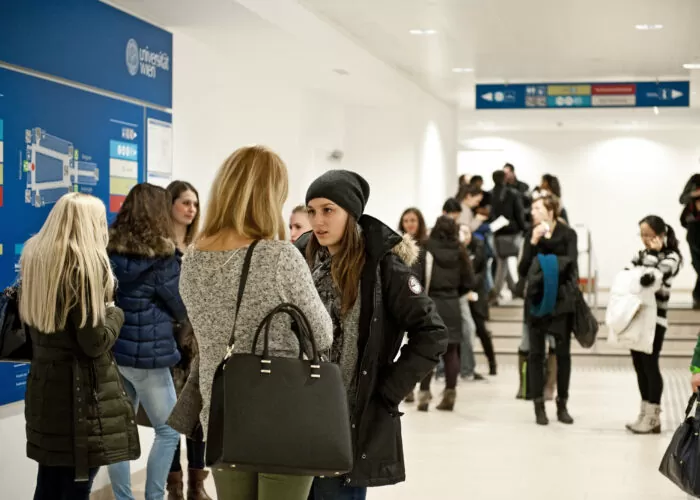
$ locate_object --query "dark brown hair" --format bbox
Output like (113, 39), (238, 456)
(306, 215), (366, 316)
(398, 207), (428, 245)
(167, 180), (200, 245)
(430, 215), (471, 270)
(111, 183), (174, 246)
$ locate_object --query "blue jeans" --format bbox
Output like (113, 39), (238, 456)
(460, 298), (477, 377)
(108, 366), (180, 500)
(308, 477), (367, 500)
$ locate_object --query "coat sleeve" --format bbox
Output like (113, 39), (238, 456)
(458, 249), (476, 296)
(470, 241), (487, 290)
(378, 254), (448, 407)
(275, 244), (333, 353)
(567, 228), (579, 279)
(514, 192), (527, 233)
(73, 306), (124, 358)
(154, 256), (188, 323)
(518, 231), (536, 278)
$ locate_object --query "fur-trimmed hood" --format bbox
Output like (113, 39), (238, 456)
(392, 233), (419, 267)
(107, 228), (176, 258)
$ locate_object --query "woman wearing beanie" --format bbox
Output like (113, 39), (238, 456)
(297, 170), (448, 499)
(625, 216), (681, 434)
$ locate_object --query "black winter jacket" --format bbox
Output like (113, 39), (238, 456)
(491, 185), (527, 236)
(423, 237), (473, 344)
(467, 237), (489, 319)
(518, 223), (578, 336)
(296, 215), (447, 487)
(25, 307), (141, 481)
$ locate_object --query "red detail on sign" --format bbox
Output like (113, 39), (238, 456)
(0, 187), (4, 207)
(109, 195), (126, 213)
(592, 84), (636, 95)
(31, 164), (35, 171)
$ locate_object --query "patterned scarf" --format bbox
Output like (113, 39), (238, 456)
(311, 249), (344, 364)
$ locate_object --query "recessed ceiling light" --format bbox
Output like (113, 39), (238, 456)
(452, 68), (474, 73)
(684, 63), (700, 70)
(635, 24), (663, 31)
(409, 29), (437, 35)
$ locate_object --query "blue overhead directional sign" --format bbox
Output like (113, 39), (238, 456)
(476, 81), (690, 110)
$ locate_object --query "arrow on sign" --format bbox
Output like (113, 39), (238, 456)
(481, 92), (494, 102)
(672, 89), (684, 100)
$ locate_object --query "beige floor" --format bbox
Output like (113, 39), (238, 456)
(124, 364), (692, 500)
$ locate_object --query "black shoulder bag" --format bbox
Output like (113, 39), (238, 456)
(205, 242), (353, 477)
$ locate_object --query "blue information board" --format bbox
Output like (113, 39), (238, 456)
(476, 81), (690, 110)
(0, 67), (152, 404)
(0, 0), (172, 108)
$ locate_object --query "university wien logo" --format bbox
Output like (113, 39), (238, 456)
(125, 39), (139, 76)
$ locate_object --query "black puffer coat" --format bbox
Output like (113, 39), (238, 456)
(467, 237), (489, 320)
(296, 215), (447, 487)
(25, 307), (141, 480)
(423, 237), (474, 344)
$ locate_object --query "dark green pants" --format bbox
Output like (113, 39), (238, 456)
(211, 469), (313, 500)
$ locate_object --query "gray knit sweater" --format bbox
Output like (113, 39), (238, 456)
(179, 240), (333, 436)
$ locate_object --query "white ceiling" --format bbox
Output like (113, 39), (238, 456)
(300, 0), (700, 108)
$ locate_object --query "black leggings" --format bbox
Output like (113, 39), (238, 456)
(420, 343), (461, 391)
(473, 312), (496, 366)
(528, 323), (572, 401)
(631, 324), (666, 405)
(171, 425), (206, 472)
(34, 466), (99, 500)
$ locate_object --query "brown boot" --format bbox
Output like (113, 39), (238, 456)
(166, 471), (184, 500)
(417, 390), (431, 412)
(436, 389), (457, 411)
(187, 469), (213, 500)
(544, 355), (557, 401)
(404, 390), (415, 403)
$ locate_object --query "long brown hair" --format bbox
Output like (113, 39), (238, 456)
(398, 207), (428, 245)
(306, 215), (366, 315)
(167, 180), (200, 245)
(110, 183), (174, 246)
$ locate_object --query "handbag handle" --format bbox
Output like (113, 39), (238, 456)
(685, 393), (699, 419)
(224, 241), (260, 361)
(251, 303), (322, 377)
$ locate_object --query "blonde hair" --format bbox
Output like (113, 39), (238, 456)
(200, 145), (289, 241)
(19, 193), (114, 333)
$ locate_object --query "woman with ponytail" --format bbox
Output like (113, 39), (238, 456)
(626, 216), (681, 434)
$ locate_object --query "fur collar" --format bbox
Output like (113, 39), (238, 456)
(392, 233), (419, 267)
(107, 228), (176, 258)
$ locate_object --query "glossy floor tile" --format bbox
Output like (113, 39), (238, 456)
(124, 364), (692, 499)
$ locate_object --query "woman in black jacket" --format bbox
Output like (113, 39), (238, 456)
(398, 207), (428, 403)
(416, 216), (474, 412)
(518, 194), (578, 426)
(299, 170), (447, 499)
(19, 193), (140, 499)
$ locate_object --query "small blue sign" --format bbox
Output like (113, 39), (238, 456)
(476, 81), (690, 110)
(110, 140), (139, 162)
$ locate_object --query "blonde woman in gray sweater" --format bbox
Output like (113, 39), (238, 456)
(171, 145), (333, 500)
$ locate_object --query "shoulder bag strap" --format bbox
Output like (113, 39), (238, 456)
(225, 241), (259, 357)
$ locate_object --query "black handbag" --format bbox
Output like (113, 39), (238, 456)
(660, 393), (700, 496)
(0, 283), (32, 362)
(205, 242), (353, 477)
(571, 285), (598, 348)
(494, 235), (519, 258)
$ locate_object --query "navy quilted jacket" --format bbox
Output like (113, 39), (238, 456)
(108, 233), (186, 369)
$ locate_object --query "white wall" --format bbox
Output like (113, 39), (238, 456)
(459, 129), (700, 293)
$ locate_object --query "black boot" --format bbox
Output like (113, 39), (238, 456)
(534, 398), (549, 426)
(557, 398), (574, 424)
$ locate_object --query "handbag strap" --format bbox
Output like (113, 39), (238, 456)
(224, 241), (259, 360)
(685, 393), (699, 419)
